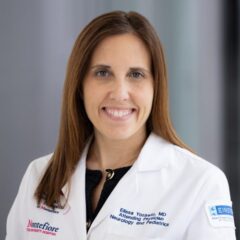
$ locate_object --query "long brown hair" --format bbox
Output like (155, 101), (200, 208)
(35, 10), (192, 207)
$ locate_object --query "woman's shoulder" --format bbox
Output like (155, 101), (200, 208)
(22, 153), (53, 186)
(173, 144), (220, 169)
(27, 153), (53, 173)
(151, 133), (224, 175)
(170, 143), (228, 186)
(148, 133), (226, 182)
(29, 153), (53, 173)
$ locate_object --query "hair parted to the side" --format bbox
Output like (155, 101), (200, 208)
(35, 10), (192, 207)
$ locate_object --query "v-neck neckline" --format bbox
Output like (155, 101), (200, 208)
(85, 165), (132, 231)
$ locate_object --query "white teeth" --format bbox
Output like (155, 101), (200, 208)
(105, 108), (133, 118)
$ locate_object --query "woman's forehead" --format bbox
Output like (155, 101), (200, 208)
(89, 34), (151, 70)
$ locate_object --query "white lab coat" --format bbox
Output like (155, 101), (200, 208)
(6, 133), (236, 240)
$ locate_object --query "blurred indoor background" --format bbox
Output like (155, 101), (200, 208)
(0, 0), (239, 238)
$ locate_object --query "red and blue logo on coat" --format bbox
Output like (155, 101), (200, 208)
(26, 219), (60, 236)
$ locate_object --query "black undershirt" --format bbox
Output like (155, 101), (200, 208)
(85, 166), (132, 231)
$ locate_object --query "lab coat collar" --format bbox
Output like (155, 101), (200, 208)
(61, 138), (92, 198)
(60, 138), (92, 239)
(135, 132), (173, 171)
(61, 132), (173, 197)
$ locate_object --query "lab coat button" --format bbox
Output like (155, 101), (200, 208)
(106, 169), (115, 180)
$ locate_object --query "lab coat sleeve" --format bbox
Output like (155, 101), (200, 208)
(5, 161), (34, 240)
(184, 167), (236, 240)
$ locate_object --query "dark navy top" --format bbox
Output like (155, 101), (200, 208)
(85, 166), (132, 231)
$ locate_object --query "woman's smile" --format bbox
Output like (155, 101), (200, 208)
(101, 107), (136, 122)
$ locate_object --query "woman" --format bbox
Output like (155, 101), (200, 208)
(6, 10), (236, 240)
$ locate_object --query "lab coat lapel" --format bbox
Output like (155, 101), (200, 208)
(88, 159), (139, 233)
(88, 133), (173, 233)
(61, 140), (91, 240)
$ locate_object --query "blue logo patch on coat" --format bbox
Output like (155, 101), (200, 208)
(205, 200), (235, 228)
(209, 205), (233, 216)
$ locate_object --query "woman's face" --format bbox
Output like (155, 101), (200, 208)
(83, 33), (154, 141)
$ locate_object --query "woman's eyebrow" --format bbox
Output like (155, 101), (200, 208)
(91, 64), (111, 69)
(129, 67), (151, 74)
(90, 64), (150, 73)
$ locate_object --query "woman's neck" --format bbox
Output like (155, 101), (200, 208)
(87, 129), (148, 171)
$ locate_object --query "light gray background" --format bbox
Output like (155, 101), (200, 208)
(0, 0), (225, 238)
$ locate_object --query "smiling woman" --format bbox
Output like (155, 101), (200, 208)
(5, 10), (236, 240)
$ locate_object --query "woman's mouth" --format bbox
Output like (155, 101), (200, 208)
(101, 107), (136, 121)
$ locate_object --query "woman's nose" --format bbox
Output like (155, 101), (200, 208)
(109, 79), (129, 101)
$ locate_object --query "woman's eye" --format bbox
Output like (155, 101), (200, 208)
(129, 71), (144, 79)
(95, 70), (109, 77)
